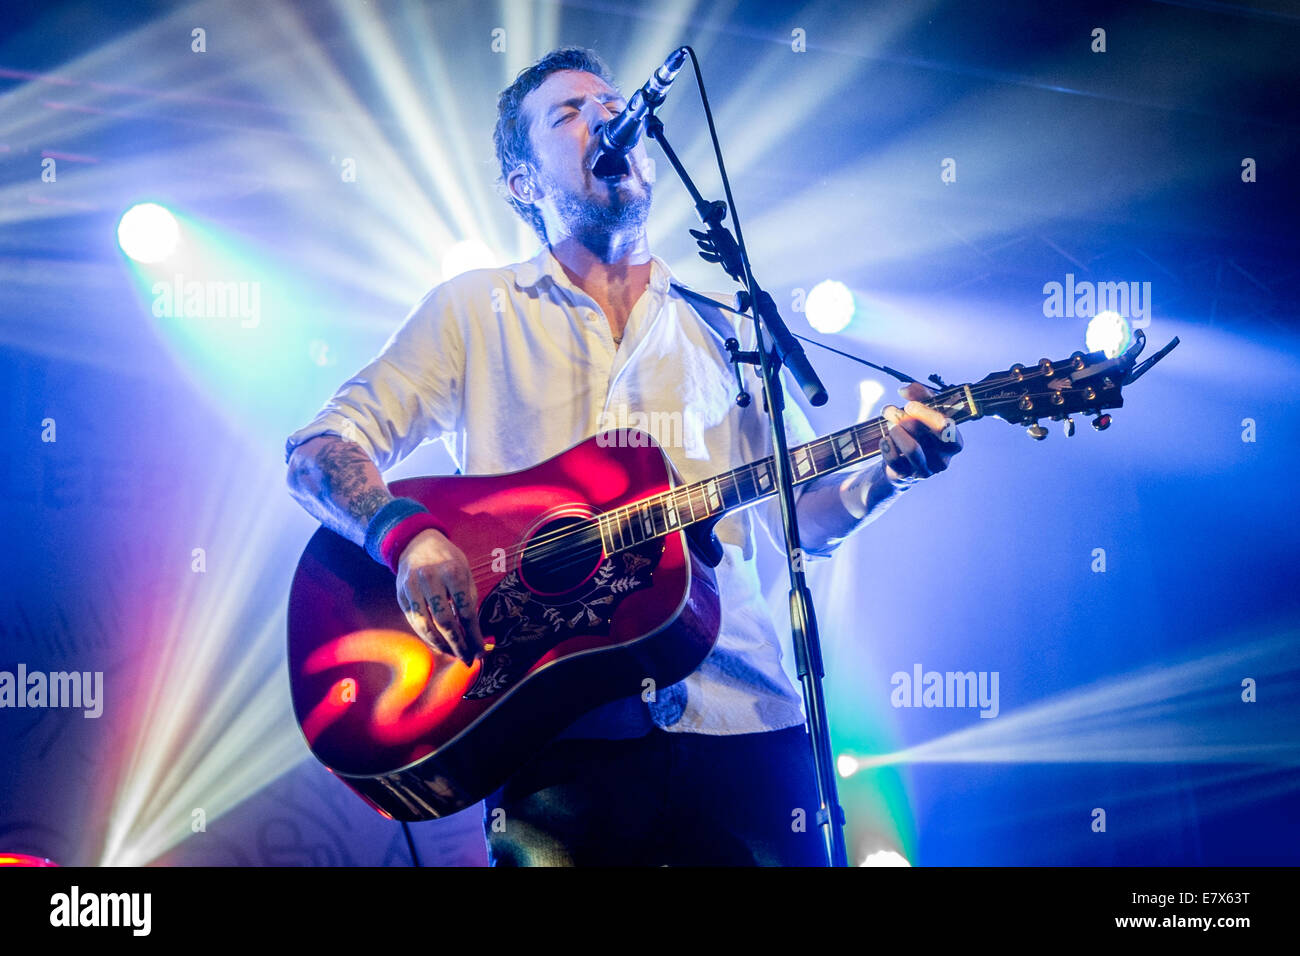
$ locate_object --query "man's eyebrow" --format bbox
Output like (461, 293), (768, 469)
(545, 92), (626, 118)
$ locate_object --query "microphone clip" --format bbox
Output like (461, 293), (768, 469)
(689, 202), (746, 285)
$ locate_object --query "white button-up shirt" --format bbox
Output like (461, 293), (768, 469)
(286, 246), (838, 737)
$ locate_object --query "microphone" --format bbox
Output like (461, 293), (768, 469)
(590, 47), (689, 179)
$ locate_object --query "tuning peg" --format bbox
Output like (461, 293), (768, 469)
(1026, 424), (1048, 440)
(1092, 414), (1112, 432)
(1063, 417), (1076, 437)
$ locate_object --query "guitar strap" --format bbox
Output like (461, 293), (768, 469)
(669, 282), (746, 356)
(667, 281), (766, 568)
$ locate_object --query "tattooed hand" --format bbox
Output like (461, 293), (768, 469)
(879, 382), (963, 483)
(395, 528), (486, 665)
(287, 435), (486, 664)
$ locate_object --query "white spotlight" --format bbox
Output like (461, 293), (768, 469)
(805, 280), (855, 334)
(858, 379), (886, 421)
(860, 849), (911, 867)
(117, 203), (180, 264)
(441, 238), (496, 281)
(1086, 310), (1132, 359)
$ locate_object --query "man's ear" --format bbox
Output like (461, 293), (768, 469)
(507, 164), (542, 206)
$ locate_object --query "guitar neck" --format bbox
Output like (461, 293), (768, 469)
(596, 384), (982, 555)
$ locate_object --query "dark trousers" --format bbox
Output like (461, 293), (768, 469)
(481, 724), (828, 866)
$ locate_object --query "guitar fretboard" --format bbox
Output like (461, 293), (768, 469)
(595, 385), (978, 555)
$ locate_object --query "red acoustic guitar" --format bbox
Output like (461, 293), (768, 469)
(287, 332), (1174, 820)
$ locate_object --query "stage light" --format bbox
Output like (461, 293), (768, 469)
(805, 280), (856, 334)
(1086, 310), (1132, 359)
(96, 455), (312, 867)
(858, 379), (886, 421)
(848, 633), (1297, 770)
(117, 203), (179, 264)
(441, 238), (497, 281)
(861, 850), (911, 866)
(0, 853), (60, 866)
(837, 754), (858, 777)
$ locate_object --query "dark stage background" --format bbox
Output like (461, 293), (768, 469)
(1, 0), (1297, 866)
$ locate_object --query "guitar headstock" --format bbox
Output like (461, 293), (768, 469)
(946, 329), (1177, 439)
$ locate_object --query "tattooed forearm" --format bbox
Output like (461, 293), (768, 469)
(286, 435), (395, 545)
(347, 487), (395, 521)
(317, 440), (394, 521)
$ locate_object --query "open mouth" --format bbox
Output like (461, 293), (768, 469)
(589, 151), (631, 181)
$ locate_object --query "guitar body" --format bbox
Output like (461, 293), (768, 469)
(287, 332), (1169, 823)
(287, 431), (721, 821)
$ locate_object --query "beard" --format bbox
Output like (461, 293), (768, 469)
(544, 167), (653, 255)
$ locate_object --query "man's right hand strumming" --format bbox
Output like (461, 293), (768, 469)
(395, 529), (486, 665)
(286, 434), (486, 666)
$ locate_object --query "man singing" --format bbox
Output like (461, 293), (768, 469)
(285, 47), (961, 866)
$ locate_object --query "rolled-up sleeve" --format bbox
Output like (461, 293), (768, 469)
(284, 284), (466, 472)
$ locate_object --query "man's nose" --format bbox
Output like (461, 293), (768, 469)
(587, 100), (618, 132)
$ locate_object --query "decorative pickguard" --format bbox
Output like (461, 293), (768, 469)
(464, 541), (664, 699)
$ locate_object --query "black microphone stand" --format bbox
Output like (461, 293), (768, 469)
(644, 109), (850, 867)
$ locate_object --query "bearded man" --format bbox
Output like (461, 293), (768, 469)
(285, 47), (961, 866)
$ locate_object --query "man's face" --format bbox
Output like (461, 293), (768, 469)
(515, 69), (654, 243)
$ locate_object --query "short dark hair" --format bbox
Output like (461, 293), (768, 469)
(493, 47), (617, 242)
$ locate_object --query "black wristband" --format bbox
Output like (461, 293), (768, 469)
(363, 497), (429, 566)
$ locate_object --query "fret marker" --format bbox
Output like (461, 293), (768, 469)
(757, 465), (773, 491)
(794, 448), (813, 477)
(706, 480), (722, 510)
(666, 500), (679, 526)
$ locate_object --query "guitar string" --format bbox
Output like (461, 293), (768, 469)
(443, 367), (1105, 583)
(457, 364), (1107, 582)
(459, 417), (896, 580)
(455, 368), (1102, 583)
(556, 362), (1112, 565)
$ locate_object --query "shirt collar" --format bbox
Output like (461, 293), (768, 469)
(512, 245), (674, 299)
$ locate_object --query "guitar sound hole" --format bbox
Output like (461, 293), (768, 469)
(517, 516), (605, 596)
